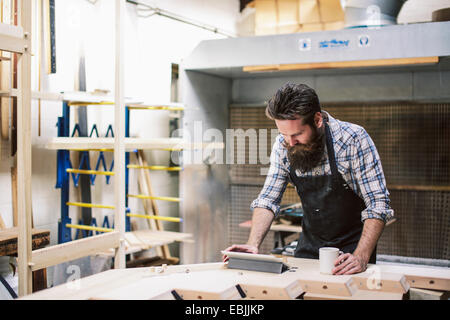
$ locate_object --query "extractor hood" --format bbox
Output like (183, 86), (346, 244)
(182, 21), (450, 78)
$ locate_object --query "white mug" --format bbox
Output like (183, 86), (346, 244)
(319, 247), (343, 275)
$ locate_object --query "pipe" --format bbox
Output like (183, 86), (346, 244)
(126, 0), (236, 38)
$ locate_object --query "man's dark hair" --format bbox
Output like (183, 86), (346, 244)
(265, 83), (321, 126)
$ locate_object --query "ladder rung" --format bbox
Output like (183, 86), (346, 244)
(66, 202), (115, 210)
(127, 195), (181, 203)
(66, 224), (113, 233)
(127, 213), (183, 223)
(67, 169), (115, 176)
(127, 165), (182, 172)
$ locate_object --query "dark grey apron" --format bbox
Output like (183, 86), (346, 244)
(289, 119), (376, 263)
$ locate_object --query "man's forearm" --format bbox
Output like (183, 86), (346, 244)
(247, 208), (275, 249)
(353, 218), (385, 263)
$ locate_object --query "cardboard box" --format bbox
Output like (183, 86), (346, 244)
(299, 0), (321, 23)
(318, 0), (345, 22)
(278, 0), (300, 34)
(253, 0), (344, 35)
(255, 0), (278, 31)
(300, 22), (324, 32)
(323, 20), (345, 30)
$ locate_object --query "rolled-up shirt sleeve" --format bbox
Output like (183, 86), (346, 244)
(250, 136), (289, 217)
(351, 128), (394, 223)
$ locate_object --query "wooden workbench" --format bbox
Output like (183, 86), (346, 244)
(19, 257), (450, 300)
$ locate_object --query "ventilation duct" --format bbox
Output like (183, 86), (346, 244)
(344, 0), (407, 28)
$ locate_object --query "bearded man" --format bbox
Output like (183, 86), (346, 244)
(224, 83), (394, 275)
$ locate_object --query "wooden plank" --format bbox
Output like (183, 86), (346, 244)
(287, 258), (450, 294)
(45, 137), (223, 151)
(409, 288), (450, 300)
(45, 137), (183, 150)
(31, 232), (120, 271)
(218, 268), (304, 300)
(295, 272), (357, 296)
(11, 166), (17, 226)
(17, 0), (33, 297)
(38, 0), (43, 137)
(284, 258), (358, 296)
(0, 0), (9, 142)
(0, 213), (6, 229)
(114, 0), (126, 270)
(10, 0), (17, 157)
(0, 22), (25, 53)
(243, 57), (440, 73)
(99, 271), (241, 300)
(351, 269), (410, 294)
(31, 91), (63, 101)
(286, 258), (412, 297)
(174, 279), (241, 300)
(20, 268), (153, 300)
(0, 227), (50, 257)
(377, 264), (450, 291)
(287, 258), (450, 293)
(1, 0), (12, 144)
(96, 274), (212, 300)
(1, 59), (10, 140)
(21, 267), (241, 300)
(303, 290), (404, 300)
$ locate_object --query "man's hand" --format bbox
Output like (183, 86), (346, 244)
(332, 253), (368, 275)
(222, 244), (258, 262)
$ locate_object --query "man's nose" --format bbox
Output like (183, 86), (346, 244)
(288, 138), (298, 147)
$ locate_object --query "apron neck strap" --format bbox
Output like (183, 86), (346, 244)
(324, 118), (340, 179)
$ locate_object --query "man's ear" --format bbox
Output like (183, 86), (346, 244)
(315, 112), (323, 128)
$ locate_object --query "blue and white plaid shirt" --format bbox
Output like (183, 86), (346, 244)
(251, 111), (394, 223)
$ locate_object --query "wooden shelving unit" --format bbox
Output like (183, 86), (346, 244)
(0, 1), (32, 297)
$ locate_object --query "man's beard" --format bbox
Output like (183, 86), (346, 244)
(285, 126), (326, 173)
